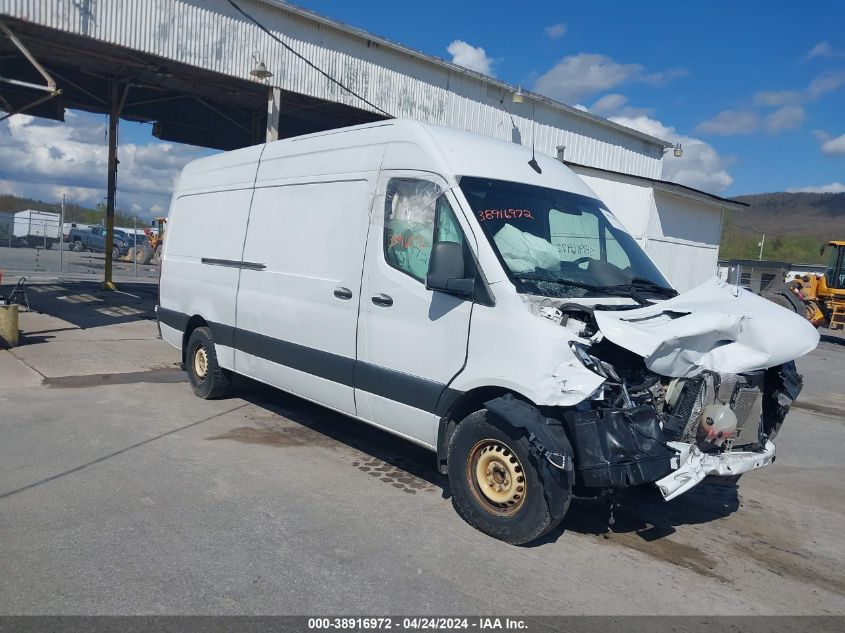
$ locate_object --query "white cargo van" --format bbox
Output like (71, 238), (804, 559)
(158, 120), (818, 544)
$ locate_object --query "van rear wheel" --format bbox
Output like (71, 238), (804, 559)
(186, 326), (232, 399)
(447, 409), (571, 545)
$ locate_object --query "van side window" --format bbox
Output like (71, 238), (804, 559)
(384, 179), (462, 282)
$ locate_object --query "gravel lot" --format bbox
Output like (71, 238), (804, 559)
(0, 280), (843, 616)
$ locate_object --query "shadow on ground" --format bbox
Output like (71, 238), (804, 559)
(231, 376), (441, 491)
(228, 375), (740, 546)
(4, 279), (158, 330)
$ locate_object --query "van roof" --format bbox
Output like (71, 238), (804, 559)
(176, 119), (597, 200)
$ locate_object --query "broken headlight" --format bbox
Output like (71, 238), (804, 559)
(568, 341), (620, 382)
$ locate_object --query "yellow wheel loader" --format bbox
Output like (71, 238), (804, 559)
(770, 241), (845, 330)
(130, 217), (167, 265)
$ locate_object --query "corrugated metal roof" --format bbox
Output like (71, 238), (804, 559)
(0, 0), (669, 178)
(261, 0), (674, 149)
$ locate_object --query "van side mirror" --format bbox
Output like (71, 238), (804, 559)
(426, 241), (474, 298)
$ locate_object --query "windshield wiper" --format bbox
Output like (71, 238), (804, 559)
(513, 274), (629, 298)
(622, 277), (678, 298)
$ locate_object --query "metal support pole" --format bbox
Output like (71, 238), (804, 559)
(133, 217), (137, 278)
(103, 85), (119, 290)
(0, 21), (56, 90)
(266, 86), (281, 142)
(59, 193), (65, 273)
(103, 83), (128, 290)
(758, 233), (765, 261)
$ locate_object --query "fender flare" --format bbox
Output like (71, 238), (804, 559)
(483, 394), (575, 524)
(484, 395), (574, 472)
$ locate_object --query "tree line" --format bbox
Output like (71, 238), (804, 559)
(0, 194), (145, 228)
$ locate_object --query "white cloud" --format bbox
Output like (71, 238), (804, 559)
(591, 93), (628, 115)
(753, 71), (845, 112)
(589, 93), (653, 118)
(787, 182), (845, 193)
(611, 115), (734, 193)
(764, 105), (806, 133)
(543, 23), (567, 39)
(695, 110), (759, 135)
(447, 40), (495, 76)
(804, 41), (833, 60)
(533, 53), (684, 103)
(0, 112), (212, 218)
(821, 132), (845, 155)
(753, 90), (801, 106)
(807, 71), (845, 98)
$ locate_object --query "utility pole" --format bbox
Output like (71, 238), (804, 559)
(758, 233), (766, 261)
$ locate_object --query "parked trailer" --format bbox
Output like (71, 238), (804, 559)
(13, 210), (61, 248)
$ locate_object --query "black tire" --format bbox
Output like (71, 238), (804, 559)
(186, 326), (232, 399)
(137, 244), (153, 265)
(763, 292), (795, 312)
(154, 245), (162, 262)
(448, 409), (573, 545)
(111, 246), (120, 260)
(45, 240), (54, 250)
(72, 240), (84, 252)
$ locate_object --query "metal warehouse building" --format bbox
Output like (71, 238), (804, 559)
(0, 0), (744, 290)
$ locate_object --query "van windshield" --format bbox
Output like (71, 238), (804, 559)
(458, 176), (674, 300)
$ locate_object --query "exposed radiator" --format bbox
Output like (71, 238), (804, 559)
(664, 372), (764, 448)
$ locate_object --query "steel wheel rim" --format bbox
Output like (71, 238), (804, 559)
(193, 345), (209, 380)
(467, 439), (526, 516)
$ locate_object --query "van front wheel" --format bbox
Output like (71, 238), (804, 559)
(186, 327), (232, 399)
(447, 409), (571, 545)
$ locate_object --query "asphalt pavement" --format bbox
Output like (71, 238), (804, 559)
(0, 280), (843, 615)
(0, 244), (158, 279)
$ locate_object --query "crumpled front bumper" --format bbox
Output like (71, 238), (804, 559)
(655, 440), (777, 501)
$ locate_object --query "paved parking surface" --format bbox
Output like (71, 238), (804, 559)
(0, 245), (158, 279)
(0, 281), (843, 615)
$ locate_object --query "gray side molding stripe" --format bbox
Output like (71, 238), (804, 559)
(156, 307), (462, 415)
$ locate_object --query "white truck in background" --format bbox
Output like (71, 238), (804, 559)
(13, 210), (61, 248)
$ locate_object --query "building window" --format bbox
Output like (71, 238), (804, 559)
(740, 271), (752, 288)
(760, 272), (777, 290)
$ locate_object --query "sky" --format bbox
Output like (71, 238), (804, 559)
(1, 0), (843, 218)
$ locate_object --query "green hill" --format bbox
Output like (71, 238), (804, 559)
(0, 194), (138, 227)
(720, 192), (845, 264)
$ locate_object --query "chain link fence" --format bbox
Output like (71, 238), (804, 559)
(0, 212), (159, 281)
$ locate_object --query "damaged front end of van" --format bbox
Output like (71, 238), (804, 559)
(521, 277), (818, 501)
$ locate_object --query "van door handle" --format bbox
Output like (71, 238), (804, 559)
(371, 293), (393, 307)
(333, 287), (353, 300)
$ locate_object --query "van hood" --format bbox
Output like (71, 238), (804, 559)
(593, 277), (820, 378)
